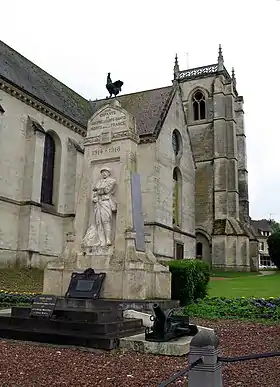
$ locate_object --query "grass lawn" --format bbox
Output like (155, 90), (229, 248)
(208, 271), (280, 298)
(0, 268), (43, 293)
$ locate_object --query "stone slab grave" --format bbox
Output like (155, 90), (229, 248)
(43, 99), (171, 300)
(0, 268), (145, 350)
(120, 310), (214, 356)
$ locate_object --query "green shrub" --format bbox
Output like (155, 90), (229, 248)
(167, 259), (210, 306)
(267, 231), (280, 269)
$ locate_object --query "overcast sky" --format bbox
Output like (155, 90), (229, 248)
(1, 0), (279, 221)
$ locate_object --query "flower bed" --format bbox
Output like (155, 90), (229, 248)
(0, 290), (39, 308)
(184, 296), (280, 322)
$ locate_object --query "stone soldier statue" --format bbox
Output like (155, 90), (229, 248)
(81, 168), (117, 249)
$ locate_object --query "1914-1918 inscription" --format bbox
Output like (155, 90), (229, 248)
(91, 146), (120, 156)
(30, 295), (57, 319)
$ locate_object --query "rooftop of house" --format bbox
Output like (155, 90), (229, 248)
(251, 219), (273, 235)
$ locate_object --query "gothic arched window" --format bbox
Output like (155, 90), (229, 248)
(192, 90), (206, 121)
(41, 133), (55, 205)
(173, 168), (182, 227)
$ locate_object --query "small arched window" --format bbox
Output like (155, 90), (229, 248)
(196, 242), (203, 259)
(192, 90), (206, 121)
(41, 133), (56, 205)
(172, 130), (181, 156)
(173, 168), (182, 227)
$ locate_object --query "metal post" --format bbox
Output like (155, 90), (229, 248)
(188, 330), (223, 387)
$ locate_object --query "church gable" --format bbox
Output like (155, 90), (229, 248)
(90, 86), (174, 138)
(156, 87), (195, 170)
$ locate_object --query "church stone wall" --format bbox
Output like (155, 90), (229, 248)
(0, 89), (84, 267)
(141, 89), (196, 260)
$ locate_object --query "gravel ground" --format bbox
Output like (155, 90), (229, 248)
(0, 319), (279, 386)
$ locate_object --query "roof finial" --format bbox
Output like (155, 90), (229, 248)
(218, 44), (224, 71)
(173, 53), (180, 80)
(232, 67), (236, 88)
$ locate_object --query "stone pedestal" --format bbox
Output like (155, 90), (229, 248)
(43, 99), (171, 301)
(44, 253), (171, 300)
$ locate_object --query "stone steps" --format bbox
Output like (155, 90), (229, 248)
(0, 315), (144, 350)
(0, 315), (142, 335)
(12, 306), (122, 322)
(0, 298), (179, 350)
(54, 297), (179, 312)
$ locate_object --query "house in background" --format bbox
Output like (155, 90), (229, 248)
(251, 219), (276, 268)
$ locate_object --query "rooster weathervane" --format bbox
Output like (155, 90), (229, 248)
(106, 73), (123, 98)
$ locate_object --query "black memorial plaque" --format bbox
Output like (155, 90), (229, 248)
(65, 268), (106, 299)
(30, 295), (57, 318)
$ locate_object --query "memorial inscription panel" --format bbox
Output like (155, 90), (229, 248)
(65, 269), (106, 299)
(89, 108), (127, 133)
(30, 295), (57, 318)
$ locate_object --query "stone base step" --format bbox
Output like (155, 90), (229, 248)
(0, 316), (142, 335)
(0, 316), (144, 350)
(119, 326), (214, 356)
(12, 306), (122, 322)
(55, 297), (179, 312)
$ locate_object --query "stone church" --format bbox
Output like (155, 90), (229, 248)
(0, 40), (258, 271)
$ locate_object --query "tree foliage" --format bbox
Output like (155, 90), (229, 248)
(267, 231), (280, 269)
(270, 219), (280, 233)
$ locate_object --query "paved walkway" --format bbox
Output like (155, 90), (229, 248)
(259, 271), (277, 276)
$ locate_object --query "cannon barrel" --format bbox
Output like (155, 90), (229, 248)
(145, 304), (198, 342)
(153, 303), (166, 324)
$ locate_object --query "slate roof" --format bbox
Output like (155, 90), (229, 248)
(0, 40), (93, 127)
(0, 40), (175, 136)
(251, 219), (273, 235)
(90, 86), (174, 136)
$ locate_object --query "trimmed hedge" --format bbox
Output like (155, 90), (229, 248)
(168, 259), (210, 306)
